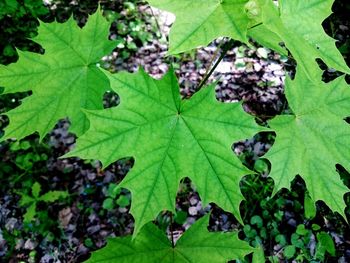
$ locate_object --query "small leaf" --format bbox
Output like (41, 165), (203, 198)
(275, 234), (287, 246)
(19, 195), (34, 207)
(39, 190), (69, 202)
(254, 159), (268, 173)
(23, 203), (37, 223)
(250, 215), (263, 228)
(102, 198), (115, 210)
(19, 141), (31, 150)
(31, 182), (41, 199)
(312, 224), (321, 231)
(85, 238), (94, 248)
(107, 183), (120, 198)
(296, 225), (308, 236)
(116, 195), (130, 207)
(284, 245), (296, 259)
(291, 233), (303, 249)
(304, 192), (316, 220)
(317, 232), (336, 257)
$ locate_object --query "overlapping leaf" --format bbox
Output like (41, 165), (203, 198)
(257, 0), (350, 77)
(148, 0), (349, 77)
(0, 9), (116, 140)
(245, 0), (288, 55)
(147, 0), (251, 54)
(88, 214), (255, 263)
(66, 69), (264, 236)
(265, 68), (350, 217)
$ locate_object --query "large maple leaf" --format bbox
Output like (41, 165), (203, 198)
(147, 0), (251, 54)
(257, 0), (350, 77)
(87, 214), (255, 263)
(265, 68), (350, 217)
(66, 69), (264, 236)
(0, 9), (116, 140)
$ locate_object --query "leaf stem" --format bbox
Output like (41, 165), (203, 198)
(147, 5), (162, 39)
(202, 40), (225, 78)
(248, 22), (263, 30)
(169, 212), (175, 248)
(197, 39), (235, 90)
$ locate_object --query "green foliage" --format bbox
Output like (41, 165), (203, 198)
(147, 0), (349, 76)
(102, 183), (131, 210)
(316, 232), (336, 260)
(9, 139), (49, 170)
(147, 0), (250, 54)
(106, 1), (158, 60)
(264, 67), (350, 217)
(254, 0), (350, 77)
(0, 0), (349, 261)
(66, 68), (264, 236)
(0, 138), (50, 192)
(285, 225), (336, 262)
(304, 192), (317, 220)
(0, 9), (116, 140)
(17, 181), (69, 223)
(87, 215), (255, 263)
(44, 0), (157, 62)
(0, 0), (48, 19)
(0, 0), (48, 64)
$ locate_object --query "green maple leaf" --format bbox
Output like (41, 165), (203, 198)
(147, 0), (251, 54)
(66, 69), (264, 236)
(18, 182), (69, 223)
(0, 9), (116, 140)
(87, 214), (255, 263)
(265, 68), (350, 217)
(257, 0), (350, 77)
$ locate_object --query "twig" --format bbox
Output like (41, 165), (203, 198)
(148, 5), (162, 38)
(197, 39), (236, 90)
(248, 22), (263, 30)
(169, 213), (175, 248)
(202, 39), (225, 78)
